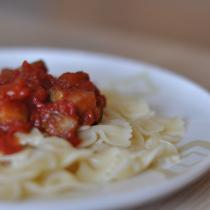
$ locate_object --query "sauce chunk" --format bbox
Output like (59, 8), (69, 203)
(0, 61), (106, 154)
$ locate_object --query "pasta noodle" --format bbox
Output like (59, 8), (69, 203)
(0, 90), (185, 200)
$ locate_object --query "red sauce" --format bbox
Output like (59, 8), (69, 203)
(0, 60), (106, 154)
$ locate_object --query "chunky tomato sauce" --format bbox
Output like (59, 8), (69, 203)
(0, 61), (106, 154)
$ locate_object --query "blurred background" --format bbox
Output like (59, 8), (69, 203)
(0, 0), (209, 89)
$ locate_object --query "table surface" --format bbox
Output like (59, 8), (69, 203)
(0, 14), (210, 209)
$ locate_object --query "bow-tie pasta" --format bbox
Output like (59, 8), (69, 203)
(0, 91), (184, 200)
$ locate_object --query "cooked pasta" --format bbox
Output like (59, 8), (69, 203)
(0, 90), (185, 200)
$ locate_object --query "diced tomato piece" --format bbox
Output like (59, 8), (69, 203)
(30, 60), (48, 73)
(0, 79), (30, 101)
(31, 100), (80, 146)
(0, 69), (20, 85)
(0, 132), (23, 154)
(0, 100), (29, 125)
(57, 72), (89, 88)
(50, 88), (96, 112)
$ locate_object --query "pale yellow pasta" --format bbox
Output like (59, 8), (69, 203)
(132, 117), (165, 136)
(104, 91), (154, 120)
(0, 89), (185, 200)
(79, 119), (132, 148)
(24, 170), (91, 197)
(77, 140), (179, 182)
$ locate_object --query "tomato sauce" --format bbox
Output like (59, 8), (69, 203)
(0, 61), (106, 154)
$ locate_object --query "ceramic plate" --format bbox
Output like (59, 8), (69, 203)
(0, 48), (210, 210)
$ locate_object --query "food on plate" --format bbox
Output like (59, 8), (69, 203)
(0, 60), (106, 153)
(0, 61), (184, 200)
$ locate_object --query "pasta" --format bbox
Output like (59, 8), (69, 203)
(0, 90), (185, 200)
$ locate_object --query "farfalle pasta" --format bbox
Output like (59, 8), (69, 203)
(0, 90), (184, 200)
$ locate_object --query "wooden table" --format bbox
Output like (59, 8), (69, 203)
(0, 15), (210, 208)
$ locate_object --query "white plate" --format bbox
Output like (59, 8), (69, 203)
(0, 48), (210, 210)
